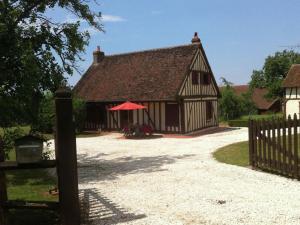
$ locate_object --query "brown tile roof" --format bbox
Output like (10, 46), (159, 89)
(282, 64), (300, 87)
(74, 44), (203, 102)
(219, 85), (279, 110)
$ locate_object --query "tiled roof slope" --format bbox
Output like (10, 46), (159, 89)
(282, 64), (300, 87)
(74, 44), (200, 101)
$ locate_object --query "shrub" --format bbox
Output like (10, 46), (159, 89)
(228, 119), (249, 127)
(0, 127), (24, 159)
(32, 93), (86, 133)
(73, 97), (86, 133)
(32, 93), (55, 133)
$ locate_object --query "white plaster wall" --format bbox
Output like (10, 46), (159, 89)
(286, 99), (300, 118)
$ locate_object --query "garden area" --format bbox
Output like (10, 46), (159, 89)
(4, 148), (59, 225)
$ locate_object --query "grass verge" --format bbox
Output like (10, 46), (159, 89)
(5, 150), (59, 225)
(213, 141), (249, 167)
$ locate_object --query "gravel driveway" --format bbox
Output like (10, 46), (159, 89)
(77, 128), (300, 225)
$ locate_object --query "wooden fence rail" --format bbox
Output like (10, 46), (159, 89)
(249, 114), (300, 180)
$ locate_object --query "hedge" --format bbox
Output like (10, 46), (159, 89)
(227, 119), (249, 127)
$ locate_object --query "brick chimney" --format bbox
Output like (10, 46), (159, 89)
(93, 46), (104, 64)
(191, 32), (201, 44)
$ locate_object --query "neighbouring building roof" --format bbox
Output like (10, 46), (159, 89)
(219, 85), (279, 110)
(282, 64), (300, 88)
(74, 42), (217, 102)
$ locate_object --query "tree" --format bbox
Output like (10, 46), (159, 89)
(249, 50), (300, 99)
(32, 93), (86, 133)
(0, 0), (103, 127)
(219, 78), (242, 120)
(219, 77), (256, 120)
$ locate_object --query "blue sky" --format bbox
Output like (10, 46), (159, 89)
(48, 0), (300, 86)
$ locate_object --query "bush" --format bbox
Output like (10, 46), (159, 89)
(228, 119), (249, 127)
(0, 127), (24, 159)
(73, 98), (86, 133)
(32, 93), (55, 133)
(32, 93), (86, 133)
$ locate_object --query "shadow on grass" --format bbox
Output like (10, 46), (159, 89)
(7, 169), (56, 186)
(8, 209), (59, 225)
(80, 188), (146, 225)
(78, 154), (195, 182)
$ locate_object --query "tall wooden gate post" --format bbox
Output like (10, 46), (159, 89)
(0, 138), (8, 225)
(55, 89), (80, 225)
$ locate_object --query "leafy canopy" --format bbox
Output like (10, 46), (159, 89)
(249, 50), (300, 98)
(219, 78), (256, 120)
(0, 0), (102, 127)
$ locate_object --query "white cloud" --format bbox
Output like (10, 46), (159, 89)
(101, 14), (126, 22)
(64, 14), (126, 24)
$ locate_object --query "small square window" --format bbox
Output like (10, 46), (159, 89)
(192, 71), (199, 85)
(201, 72), (211, 85)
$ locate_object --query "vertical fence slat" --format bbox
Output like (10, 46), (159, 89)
(262, 119), (267, 167)
(293, 114), (299, 179)
(272, 118), (277, 170)
(258, 120), (262, 166)
(282, 118), (287, 175)
(267, 120), (272, 169)
(277, 118), (282, 172)
(0, 138), (8, 225)
(253, 120), (257, 167)
(287, 115), (292, 174)
(248, 120), (254, 167)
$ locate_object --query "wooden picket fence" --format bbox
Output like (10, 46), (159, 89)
(248, 114), (300, 179)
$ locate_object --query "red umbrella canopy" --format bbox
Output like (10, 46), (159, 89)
(109, 101), (146, 111)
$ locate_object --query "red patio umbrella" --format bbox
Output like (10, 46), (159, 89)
(108, 101), (146, 126)
(109, 101), (146, 111)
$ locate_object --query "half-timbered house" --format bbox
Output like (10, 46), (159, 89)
(283, 64), (300, 118)
(74, 32), (220, 133)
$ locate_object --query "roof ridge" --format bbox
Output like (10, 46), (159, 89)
(105, 43), (199, 58)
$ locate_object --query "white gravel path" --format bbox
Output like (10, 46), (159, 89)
(76, 128), (300, 225)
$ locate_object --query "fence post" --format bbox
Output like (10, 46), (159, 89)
(248, 119), (254, 167)
(0, 138), (8, 225)
(293, 114), (299, 179)
(55, 88), (80, 225)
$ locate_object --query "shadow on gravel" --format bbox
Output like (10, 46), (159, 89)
(80, 188), (146, 225)
(78, 154), (195, 182)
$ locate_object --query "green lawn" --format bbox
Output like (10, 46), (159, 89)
(239, 113), (283, 120)
(0, 126), (104, 140)
(213, 134), (300, 168)
(5, 150), (59, 225)
(213, 141), (249, 167)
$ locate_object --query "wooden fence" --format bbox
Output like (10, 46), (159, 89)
(248, 114), (299, 180)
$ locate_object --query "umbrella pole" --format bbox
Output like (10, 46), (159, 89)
(127, 110), (129, 125)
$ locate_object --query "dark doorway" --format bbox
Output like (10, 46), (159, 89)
(206, 101), (213, 120)
(86, 103), (107, 128)
(165, 103), (179, 127)
(120, 111), (133, 128)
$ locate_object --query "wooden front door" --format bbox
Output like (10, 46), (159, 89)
(120, 110), (133, 128)
(165, 103), (179, 128)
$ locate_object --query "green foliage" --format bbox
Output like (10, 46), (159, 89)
(219, 79), (257, 120)
(227, 120), (249, 127)
(249, 50), (300, 99)
(73, 97), (86, 132)
(32, 93), (55, 133)
(249, 70), (266, 89)
(1, 127), (24, 159)
(0, 0), (103, 127)
(219, 86), (241, 120)
(32, 93), (86, 133)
